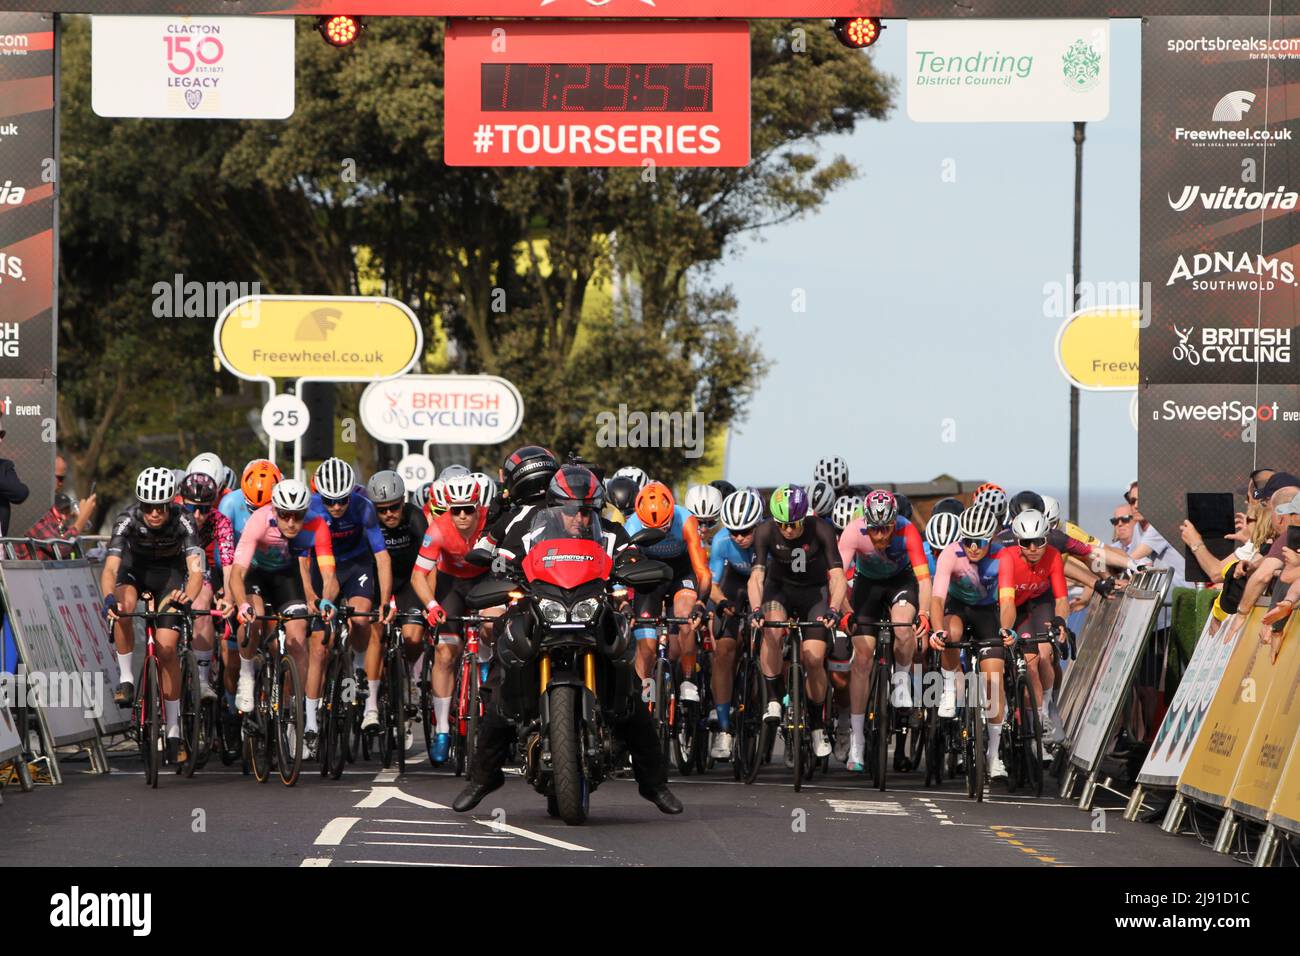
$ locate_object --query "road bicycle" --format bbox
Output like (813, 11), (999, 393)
(760, 618), (829, 792)
(242, 611), (309, 787)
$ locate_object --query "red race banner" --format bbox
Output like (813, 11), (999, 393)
(444, 19), (750, 167)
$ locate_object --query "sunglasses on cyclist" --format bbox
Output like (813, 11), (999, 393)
(450, 505), (478, 516)
(777, 520), (804, 532)
(866, 524), (893, 535)
(1109, 515), (1133, 526)
(141, 502), (169, 515)
(275, 508), (307, 522)
(321, 495), (349, 508)
(375, 502), (404, 514)
(962, 537), (990, 549)
(1018, 537), (1047, 548)
(182, 502), (213, 515)
(732, 526), (757, 538)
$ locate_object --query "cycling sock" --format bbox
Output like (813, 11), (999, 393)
(850, 713), (865, 749)
(716, 703), (731, 731)
(239, 657), (256, 680)
(764, 675), (783, 704)
(808, 701), (824, 729)
(941, 667), (959, 688)
(164, 698), (179, 738)
(305, 699), (320, 732)
(987, 722), (1003, 762)
(633, 626), (655, 643)
(366, 679), (381, 715)
(117, 652), (134, 683)
(433, 696), (451, 734)
(224, 691), (236, 713)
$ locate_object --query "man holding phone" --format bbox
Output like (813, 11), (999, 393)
(1238, 486), (1300, 654)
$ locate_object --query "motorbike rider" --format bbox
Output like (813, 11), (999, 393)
(452, 464), (683, 817)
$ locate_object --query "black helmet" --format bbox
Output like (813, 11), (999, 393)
(547, 465), (604, 511)
(1008, 490), (1046, 517)
(605, 476), (638, 517)
(503, 445), (559, 504)
(179, 472), (219, 505)
(894, 492), (913, 521)
(931, 496), (964, 518)
(710, 479), (737, 500)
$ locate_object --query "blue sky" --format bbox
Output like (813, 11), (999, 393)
(724, 18), (1140, 497)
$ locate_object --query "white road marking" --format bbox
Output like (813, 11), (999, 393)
(314, 816), (361, 846)
(353, 786), (448, 810)
(300, 858), (332, 867)
(942, 822), (1109, 833)
(371, 817), (467, 826)
(825, 799), (908, 816)
(346, 859), (501, 867)
(373, 769), (400, 784)
(359, 830), (511, 840)
(477, 819), (594, 852)
(359, 840), (542, 850)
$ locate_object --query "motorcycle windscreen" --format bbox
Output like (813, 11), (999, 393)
(521, 506), (614, 589)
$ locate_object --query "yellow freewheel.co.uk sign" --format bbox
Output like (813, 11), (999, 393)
(1054, 306), (1140, 391)
(214, 295), (422, 382)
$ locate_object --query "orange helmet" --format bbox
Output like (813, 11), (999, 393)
(635, 481), (676, 530)
(974, 482), (1004, 497)
(241, 458), (283, 508)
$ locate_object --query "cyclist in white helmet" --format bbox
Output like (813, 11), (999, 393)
(704, 489), (764, 760)
(830, 495), (862, 532)
(100, 467), (207, 764)
(613, 465), (649, 490)
(685, 484), (724, 546)
(808, 479), (837, 520)
(308, 458), (393, 745)
(814, 455), (850, 494)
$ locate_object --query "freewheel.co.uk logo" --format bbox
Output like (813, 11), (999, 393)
(1167, 251), (1297, 291)
(1167, 184), (1298, 212)
(1174, 90), (1293, 146)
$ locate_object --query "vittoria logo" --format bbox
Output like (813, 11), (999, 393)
(1167, 185), (1298, 212)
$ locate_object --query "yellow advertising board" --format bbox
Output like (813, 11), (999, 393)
(1178, 607), (1276, 808)
(1229, 612), (1300, 821)
(1268, 706), (1300, 836)
(214, 295), (422, 382)
(1054, 306), (1140, 391)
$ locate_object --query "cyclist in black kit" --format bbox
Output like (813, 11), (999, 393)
(367, 470), (429, 666)
(101, 467), (207, 763)
(746, 484), (847, 761)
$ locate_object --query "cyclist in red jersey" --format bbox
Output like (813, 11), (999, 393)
(996, 509), (1070, 768)
(411, 475), (491, 765)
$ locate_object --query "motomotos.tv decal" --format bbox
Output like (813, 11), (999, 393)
(0, 13), (57, 537)
(1140, 16), (1300, 543)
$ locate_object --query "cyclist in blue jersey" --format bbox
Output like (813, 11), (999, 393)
(704, 489), (763, 760)
(308, 457), (393, 738)
(623, 482), (712, 704)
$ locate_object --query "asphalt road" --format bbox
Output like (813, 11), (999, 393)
(2, 732), (1236, 868)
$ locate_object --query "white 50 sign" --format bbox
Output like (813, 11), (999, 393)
(360, 374), (525, 445)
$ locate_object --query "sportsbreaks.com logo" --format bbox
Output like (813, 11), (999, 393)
(1155, 400), (1298, 423)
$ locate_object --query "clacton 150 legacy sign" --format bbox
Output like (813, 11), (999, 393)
(360, 374), (525, 446)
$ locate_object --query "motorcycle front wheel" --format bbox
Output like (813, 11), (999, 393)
(548, 684), (589, 825)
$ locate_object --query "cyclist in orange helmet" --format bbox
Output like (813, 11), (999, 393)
(625, 481), (712, 709)
(241, 459), (282, 508)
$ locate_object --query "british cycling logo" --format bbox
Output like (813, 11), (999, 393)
(381, 390), (409, 429)
(1167, 184), (1298, 212)
(1167, 251), (1296, 291)
(1171, 326), (1292, 366)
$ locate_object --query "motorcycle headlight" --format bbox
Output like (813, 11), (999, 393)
(537, 598), (567, 624)
(570, 597), (600, 623)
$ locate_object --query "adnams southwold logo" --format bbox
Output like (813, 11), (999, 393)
(1167, 251), (1297, 291)
(1168, 184), (1298, 212)
(1174, 90), (1293, 146)
(1171, 326), (1292, 366)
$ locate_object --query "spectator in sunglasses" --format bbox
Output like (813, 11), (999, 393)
(1110, 504), (1137, 548)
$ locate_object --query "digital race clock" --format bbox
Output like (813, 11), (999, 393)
(444, 20), (750, 167)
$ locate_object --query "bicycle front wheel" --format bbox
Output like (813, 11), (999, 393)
(788, 660), (803, 792)
(275, 655), (304, 787)
(1016, 679), (1043, 797)
(869, 660), (889, 791)
(179, 650), (202, 778)
(143, 656), (163, 788)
